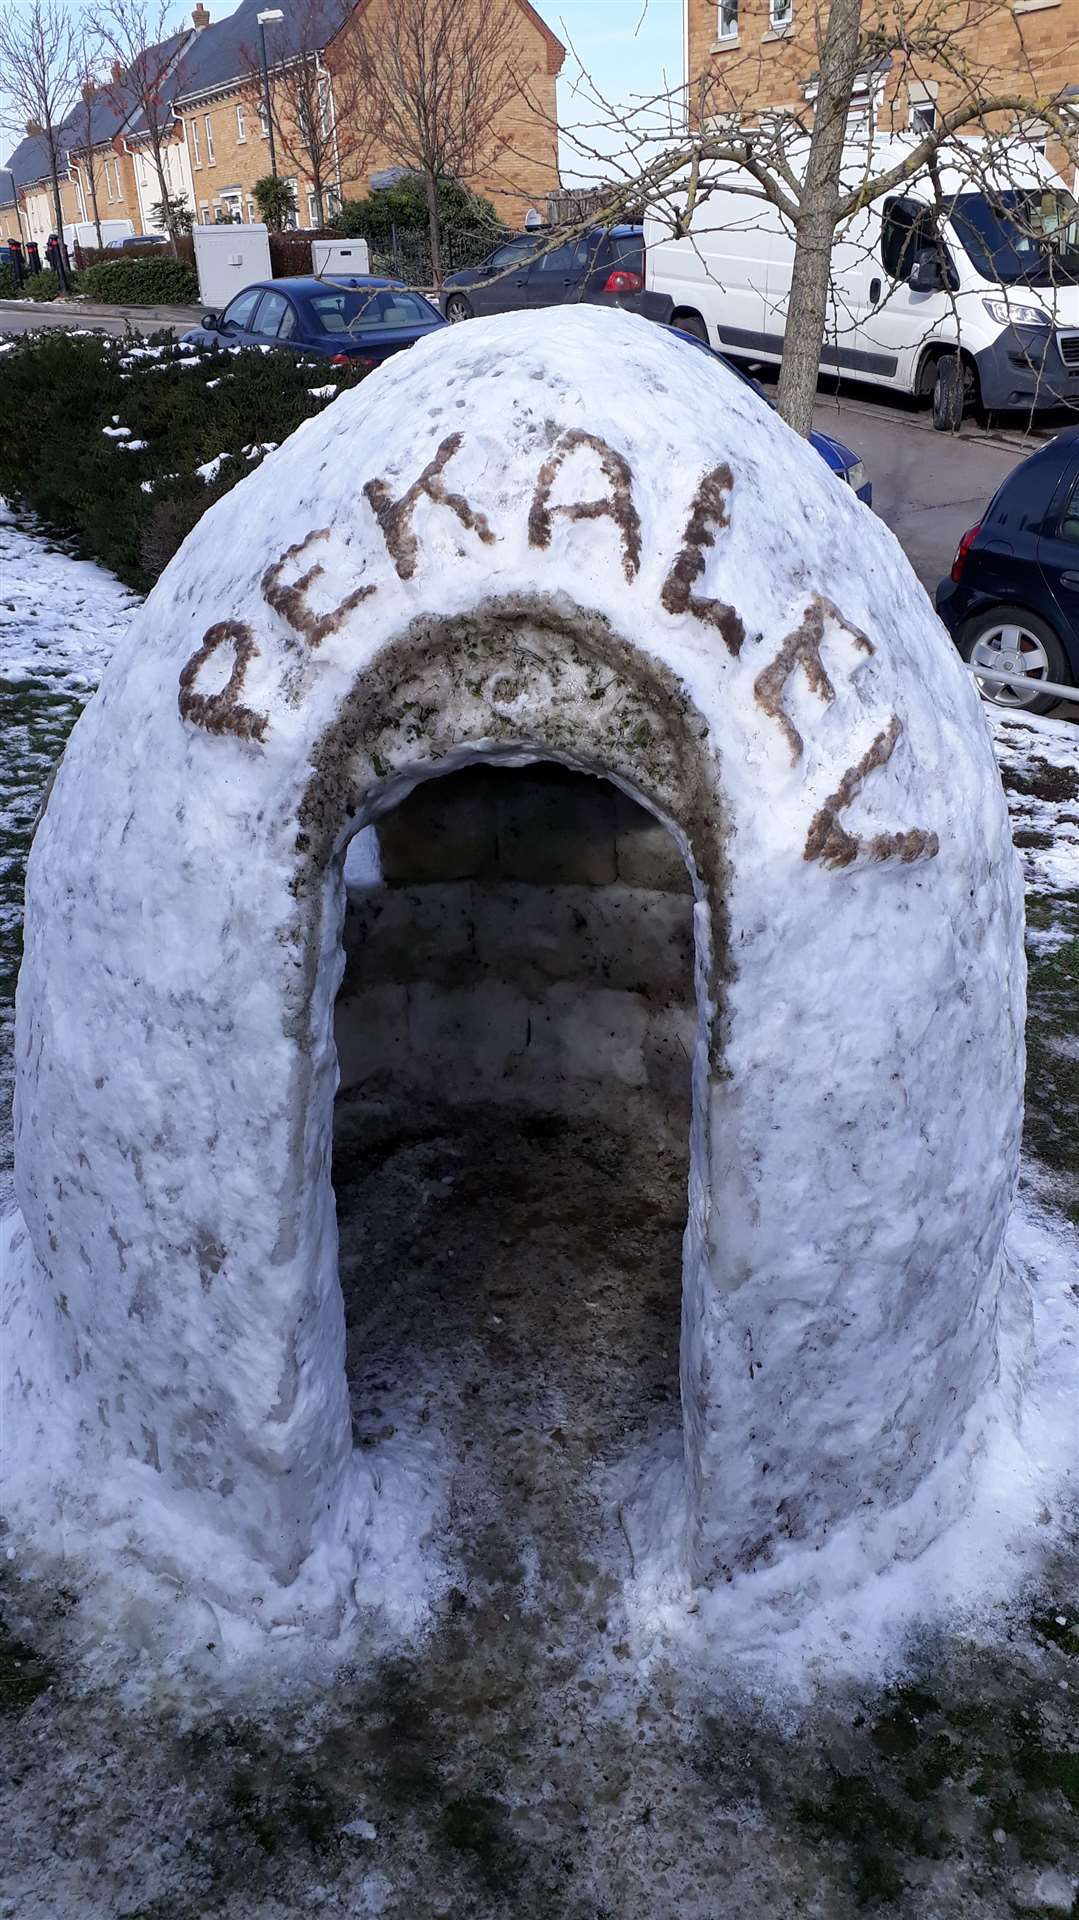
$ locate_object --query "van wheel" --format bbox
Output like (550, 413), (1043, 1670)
(672, 311), (708, 344)
(932, 354), (965, 431)
(958, 605), (1070, 714)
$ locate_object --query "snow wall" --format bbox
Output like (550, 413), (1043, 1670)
(3, 306), (1025, 1632)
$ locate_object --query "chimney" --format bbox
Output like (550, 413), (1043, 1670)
(111, 60), (123, 83)
(192, 3), (210, 25)
(25, 120), (42, 136)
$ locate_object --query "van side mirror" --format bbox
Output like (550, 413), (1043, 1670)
(909, 247), (959, 294)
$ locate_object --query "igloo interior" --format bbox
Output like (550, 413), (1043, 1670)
(1, 305), (1026, 1640)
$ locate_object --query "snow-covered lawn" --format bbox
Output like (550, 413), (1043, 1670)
(0, 512), (1076, 1920)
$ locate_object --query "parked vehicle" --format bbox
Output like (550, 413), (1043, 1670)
(440, 225), (669, 324)
(181, 275), (446, 366)
(105, 233), (169, 250)
(935, 428), (1079, 710)
(646, 138), (1079, 429)
(668, 326), (872, 504)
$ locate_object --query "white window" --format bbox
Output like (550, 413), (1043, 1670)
(191, 119), (202, 167)
(258, 102), (269, 139)
(204, 114), (215, 164)
(284, 177), (299, 229)
(318, 74), (332, 137)
(907, 84), (938, 133)
(718, 0), (738, 40)
(200, 202), (210, 223)
(769, 0), (792, 27)
(236, 102), (247, 142)
(306, 188), (318, 226)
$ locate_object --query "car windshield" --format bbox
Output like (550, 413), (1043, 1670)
(303, 288), (441, 335)
(949, 190), (1079, 287)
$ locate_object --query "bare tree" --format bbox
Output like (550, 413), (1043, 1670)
(67, 36), (108, 248)
(347, 0), (524, 284)
(545, 0), (1079, 435)
(0, 0), (78, 288)
(90, 0), (187, 252)
(240, 0), (373, 230)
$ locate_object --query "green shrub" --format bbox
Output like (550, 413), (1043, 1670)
(0, 330), (368, 590)
(23, 270), (59, 301)
(74, 256), (199, 306)
(253, 175), (298, 232)
(0, 264), (20, 299)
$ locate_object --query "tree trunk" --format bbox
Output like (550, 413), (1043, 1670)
(775, 0), (864, 437)
(48, 160), (70, 292)
(89, 164), (103, 247)
(424, 166), (442, 287)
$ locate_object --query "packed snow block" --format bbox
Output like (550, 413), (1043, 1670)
(4, 305), (1025, 1636)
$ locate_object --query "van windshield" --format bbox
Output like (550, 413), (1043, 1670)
(950, 190), (1079, 288)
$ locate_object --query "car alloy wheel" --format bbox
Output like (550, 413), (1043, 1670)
(967, 618), (1054, 708)
(445, 296), (471, 323)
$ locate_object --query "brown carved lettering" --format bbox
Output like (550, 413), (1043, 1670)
(178, 620), (268, 743)
(754, 595), (873, 766)
(660, 464), (744, 656)
(803, 715), (939, 868)
(527, 429), (642, 583)
(261, 528), (375, 646)
(363, 433), (495, 580)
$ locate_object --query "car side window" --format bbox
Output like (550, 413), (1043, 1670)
(1057, 471), (1079, 544)
(486, 241), (533, 271)
(531, 240), (582, 275)
(220, 289), (262, 333)
(251, 289), (292, 338)
(881, 198), (937, 281)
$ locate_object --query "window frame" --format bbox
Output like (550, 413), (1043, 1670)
(718, 0), (739, 42)
(220, 286), (263, 333)
(190, 119), (202, 168)
(768, 0), (792, 29)
(236, 102), (247, 143)
(204, 113), (215, 165)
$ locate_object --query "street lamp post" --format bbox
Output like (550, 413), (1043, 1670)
(257, 9), (284, 182)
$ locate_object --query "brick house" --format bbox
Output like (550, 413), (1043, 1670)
(685, 0), (1078, 177)
(2, 0), (564, 251)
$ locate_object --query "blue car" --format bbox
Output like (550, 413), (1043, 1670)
(667, 327), (871, 505)
(935, 427), (1079, 712)
(182, 274), (446, 368)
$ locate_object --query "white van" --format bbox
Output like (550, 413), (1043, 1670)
(645, 137), (1079, 427)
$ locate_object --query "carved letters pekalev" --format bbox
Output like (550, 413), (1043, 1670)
(176, 432), (938, 867)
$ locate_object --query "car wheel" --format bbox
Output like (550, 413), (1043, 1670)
(445, 295), (472, 324)
(672, 311), (708, 344)
(958, 604), (1071, 714)
(931, 354), (965, 432)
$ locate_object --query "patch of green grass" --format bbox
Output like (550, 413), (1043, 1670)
(0, 1621), (52, 1711)
(1024, 931), (1079, 1215)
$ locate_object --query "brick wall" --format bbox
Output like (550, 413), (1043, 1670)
(687, 0), (1077, 152)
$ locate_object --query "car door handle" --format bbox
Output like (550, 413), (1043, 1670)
(1061, 570), (1079, 587)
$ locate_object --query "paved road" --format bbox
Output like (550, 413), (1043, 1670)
(0, 299), (198, 338)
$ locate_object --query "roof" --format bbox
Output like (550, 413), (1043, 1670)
(171, 0), (347, 105)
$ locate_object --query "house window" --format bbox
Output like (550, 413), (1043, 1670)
(769, 0), (792, 27)
(236, 102), (247, 142)
(318, 74), (332, 137)
(247, 197), (257, 222)
(258, 102), (269, 139)
(284, 177), (299, 230)
(306, 188), (318, 226)
(204, 114), (215, 164)
(200, 202), (210, 223)
(907, 84), (938, 133)
(191, 119), (202, 167)
(718, 0), (738, 39)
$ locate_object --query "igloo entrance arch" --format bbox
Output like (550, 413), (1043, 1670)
(2, 307), (1024, 1633)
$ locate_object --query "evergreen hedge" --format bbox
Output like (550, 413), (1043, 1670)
(23, 270), (60, 301)
(74, 256), (200, 306)
(0, 331), (368, 590)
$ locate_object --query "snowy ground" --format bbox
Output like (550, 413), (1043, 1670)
(0, 515), (1077, 1919)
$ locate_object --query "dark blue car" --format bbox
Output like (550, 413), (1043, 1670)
(935, 427), (1079, 712)
(182, 275), (446, 368)
(668, 328), (872, 505)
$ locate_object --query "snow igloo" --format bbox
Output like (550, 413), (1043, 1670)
(3, 306), (1025, 1633)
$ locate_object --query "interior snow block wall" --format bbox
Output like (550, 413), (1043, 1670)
(3, 307), (1025, 1628)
